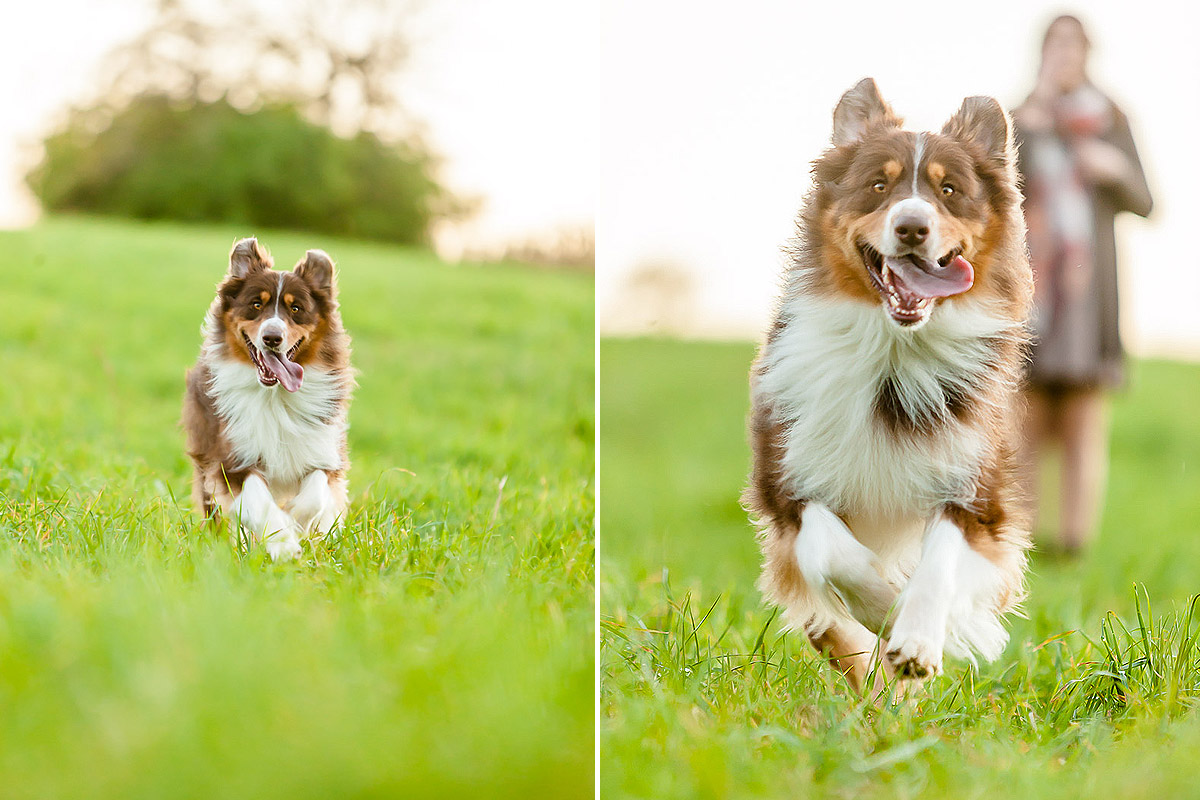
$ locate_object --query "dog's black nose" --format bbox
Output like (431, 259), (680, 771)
(894, 215), (930, 247)
(261, 332), (282, 350)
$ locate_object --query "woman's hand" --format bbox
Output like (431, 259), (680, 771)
(1075, 138), (1133, 186)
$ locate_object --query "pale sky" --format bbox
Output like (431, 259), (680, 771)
(598, 0), (1200, 357)
(1, 0), (594, 251)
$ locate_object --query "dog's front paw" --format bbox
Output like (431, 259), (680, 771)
(287, 471), (343, 537)
(300, 505), (341, 537)
(264, 528), (303, 561)
(885, 634), (943, 680)
(289, 507), (341, 539)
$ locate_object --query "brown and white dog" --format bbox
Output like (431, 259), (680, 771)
(183, 238), (354, 560)
(745, 79), (1034, 691)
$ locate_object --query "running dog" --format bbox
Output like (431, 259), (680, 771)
(745, 79), (1034, 691)
(183, 238), (354, 560)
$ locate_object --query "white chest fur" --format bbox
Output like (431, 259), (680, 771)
(207, 358), (346, 486)
(756, 297), (1016, 519)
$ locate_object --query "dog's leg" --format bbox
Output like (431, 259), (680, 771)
(287, 470), (346, 536)
(886, 511), (1015, 678)
(228, 473), (301, 561)
(191, 463), (212, 519)
(808, 617), (893, 695)
(941, 502), (1028, 665)
(884, 515), (958, 679)
(795, 502), (900, 634)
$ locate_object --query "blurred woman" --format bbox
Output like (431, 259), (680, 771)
(1014, 15), (1153, 554)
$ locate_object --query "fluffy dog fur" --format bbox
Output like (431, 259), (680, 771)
(183, 238), (354, 560)
(745, 79), (1034, 691)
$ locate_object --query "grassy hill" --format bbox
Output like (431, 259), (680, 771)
(601, 336), (1200, 799)
(0, 215), (594, 798)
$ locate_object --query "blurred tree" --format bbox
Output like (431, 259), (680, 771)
(97, 0), (420, 140)
(26, 0), (464, 244)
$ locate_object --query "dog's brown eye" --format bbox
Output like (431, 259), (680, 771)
(252, 301), (263, 310)
(291, 305), (301, 313)
(942, 183), (955, 197)
(872, 180), (887, 193)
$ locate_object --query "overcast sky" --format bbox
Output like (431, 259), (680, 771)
(0, 0), (594, 250)
(598, 0), (1200, 356)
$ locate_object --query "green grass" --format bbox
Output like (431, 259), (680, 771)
(600, 336), (1200, 799)
(0, 215), (594, 798)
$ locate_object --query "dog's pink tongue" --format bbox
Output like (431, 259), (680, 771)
(260, 350), (304, 392)
(885, 254), (974, 299)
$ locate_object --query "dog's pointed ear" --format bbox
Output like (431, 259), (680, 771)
(832, 78), (902, 146)
(942, 96), (1013, 165)
(294, 249), (336, 293)
(229, 238), (272, 278)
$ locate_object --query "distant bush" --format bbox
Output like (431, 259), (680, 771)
(27, 95), (451, 245)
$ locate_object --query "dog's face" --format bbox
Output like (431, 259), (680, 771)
(218, 239), (337, 392)
(812, 79), (1019, 329)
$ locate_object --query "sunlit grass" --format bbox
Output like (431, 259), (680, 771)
(0, 215), (594, 798)
(600, 337), (1200, 798)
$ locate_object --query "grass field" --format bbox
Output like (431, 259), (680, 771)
(0, 215), (594, 798)
(600, 337), (1200, 799)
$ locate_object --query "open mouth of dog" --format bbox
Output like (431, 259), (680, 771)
(858, 242), (975, 326)
(243, 333), (305, 392)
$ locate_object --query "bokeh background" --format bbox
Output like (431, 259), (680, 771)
(599, 1), (1198, 356)
(1, 1), (594, 797)
(3, 0), (593, 261)
(599, 0), (1200, 582)
(600, 3), (1200, 797)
